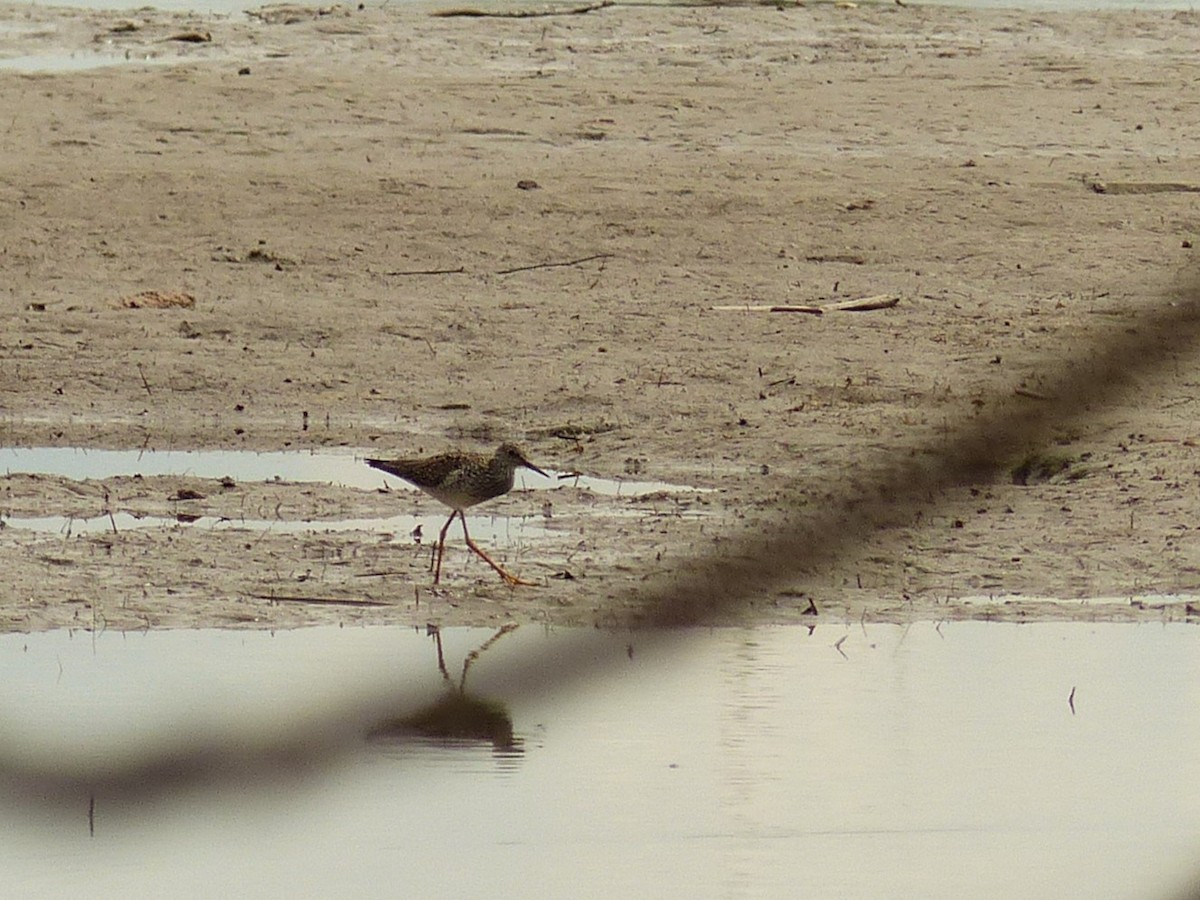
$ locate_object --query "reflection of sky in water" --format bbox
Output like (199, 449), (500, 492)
(12, 0), (1200, 13)
(1, 447), (388, 490)
(0, 510), (551, 538)
(0, 623), (1196, 898)
(0, 50), (170, 73)
(0, 447), (701, 496)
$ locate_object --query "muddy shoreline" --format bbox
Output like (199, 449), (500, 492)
(2, 1), (1200, 630)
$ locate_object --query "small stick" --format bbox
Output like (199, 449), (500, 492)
(1068, 685), (1076, 715)
(432, 0), (611, 17)
(249, 593), (392, 607)
(136, 363), (153, 396)
(1014, 387), (1052, 400)
(496, 253), (614, 276)
(386, 266), (466, 276)
(711, 304), (824, 314)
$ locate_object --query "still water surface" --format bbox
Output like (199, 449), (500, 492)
(18, 0), (1200, 12)
(0, 622), (1196, 898)
(0, 445), (696, 497)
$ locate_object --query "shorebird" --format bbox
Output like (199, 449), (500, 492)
(365, 443), (547, 586)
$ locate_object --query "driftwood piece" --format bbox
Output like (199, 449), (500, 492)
(712, 294), (899, 314)
(1086, 178), (1200, 195)
(432, 0), (611, 17)
(826, 294), (900, 312)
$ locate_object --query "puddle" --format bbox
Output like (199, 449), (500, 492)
(0, 622), (1196, 898)
(22, 0), (269, 13)
(0, 509), (552, 539)
(961, 591), (1200, 609)
(0, 446), (706, 497)
(0, 446), (697, 538)
(0, 49), (169, 72)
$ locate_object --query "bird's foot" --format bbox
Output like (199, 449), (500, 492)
(501, 571), (538, 588)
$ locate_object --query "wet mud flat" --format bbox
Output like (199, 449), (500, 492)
(2, 14), (1197, 900)
(1, 446), (1198, 631)
(0, 448), (723, 631)
(2, 4), (1200, 629)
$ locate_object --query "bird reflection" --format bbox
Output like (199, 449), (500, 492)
(369, 624), (523, 756)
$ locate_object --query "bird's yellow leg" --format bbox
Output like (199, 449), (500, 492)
(458, 511), (536, 587)
(432, 512), (456, 585)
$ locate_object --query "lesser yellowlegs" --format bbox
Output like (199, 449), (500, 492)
(365, 443), (547, 586)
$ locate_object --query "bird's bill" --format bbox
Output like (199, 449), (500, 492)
(521, 458), (548, 478)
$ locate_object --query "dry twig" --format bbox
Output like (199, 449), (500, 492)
(249, 593), (392, 607)
(432, 0), (611, 17)
(712, 304), (824, 314)
(495, 253), (614, 276)
(386, 266), (466, 276)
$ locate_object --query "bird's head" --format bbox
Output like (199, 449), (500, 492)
(496, 443), (548, 478)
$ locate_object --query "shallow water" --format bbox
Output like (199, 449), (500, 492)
(14, 0), (1200, 15)
(0, 48), (171, 72)
(0, 622), (1196, 898)
(0, 446), (702, 497)
(0, 445), (701, 540)
(0, 509), (552, 543)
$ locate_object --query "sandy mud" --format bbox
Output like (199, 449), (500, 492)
(2, 0), (1199, 630)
